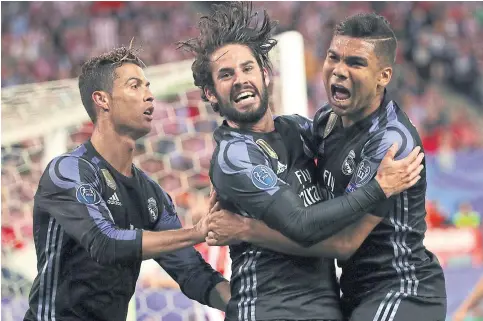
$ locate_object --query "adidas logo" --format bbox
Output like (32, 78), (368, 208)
(107, 192), (122, 206)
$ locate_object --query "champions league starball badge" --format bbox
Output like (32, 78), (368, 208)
(251, 165), (278, 190)
(76, 184), (101, 205)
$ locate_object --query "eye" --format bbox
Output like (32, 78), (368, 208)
(244, 65), (253, 72)
(219, 73), (231, 80)
(349, 61), (365, 67)
(131, 84), (138, 89)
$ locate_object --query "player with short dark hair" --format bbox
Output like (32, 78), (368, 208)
(313, 13), (447, 321)
(24, 45), (230, 321)
(179, 3), (424, 321)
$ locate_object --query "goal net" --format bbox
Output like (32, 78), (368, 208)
(1, 31), (307, 321)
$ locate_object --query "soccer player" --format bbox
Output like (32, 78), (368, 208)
(23, 46), (230, 321)
(207, 12), (447, 321)
(178, 3), (424, 321)
(313, 13), (447, 321)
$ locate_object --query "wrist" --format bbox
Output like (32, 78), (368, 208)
(369, 178), (389, 199)
(238, 217), (253, 242)
(190, 226), (206, 244)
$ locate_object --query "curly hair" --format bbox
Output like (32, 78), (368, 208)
(177, 1), (278, 113)
(78, 43), (145, 123)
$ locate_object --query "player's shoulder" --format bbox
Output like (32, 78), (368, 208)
(364, 99), (418, 160)
(275, 114), (312, 128)
(313, 102), (333, 127)
(45, 144), (99, 181)
(213, 125), (260, 155)
(212, 127), (268, 175)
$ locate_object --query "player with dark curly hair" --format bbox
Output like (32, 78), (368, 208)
(23, 43), (231, 321)
(179, 3), (425, 321)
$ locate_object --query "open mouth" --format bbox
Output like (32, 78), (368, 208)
(233, 91), (256, 103)
(331, 84), (351, 102)
(143, 108), (153, 116)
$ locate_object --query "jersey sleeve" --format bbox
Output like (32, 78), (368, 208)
(211, 137), (293, 220)
(345, 126), (417, 216)
(152, 190), (225, 307)
(212, 137), (388, 246)
(34, 155), (142, 266)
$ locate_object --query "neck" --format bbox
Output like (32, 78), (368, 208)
(227, 109), (275, 133)
(342, 90), (385, 128)
(90, 120), (136, 177)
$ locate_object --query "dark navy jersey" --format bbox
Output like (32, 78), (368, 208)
(24, 140), (224, 321)
(313, 91), (446, 303)
(210, 116), (342, 321)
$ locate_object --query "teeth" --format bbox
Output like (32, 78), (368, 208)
(236, 92), (254, 101)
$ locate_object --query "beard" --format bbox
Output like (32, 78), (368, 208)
(215, 81), (270, 126)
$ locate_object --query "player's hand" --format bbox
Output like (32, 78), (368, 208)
(208, 185), (218, 211)
(193, 211), (210, 238)
(375, 143), (424, 198)
(206, 210), (247, 246)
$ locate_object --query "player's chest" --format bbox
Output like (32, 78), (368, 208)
(255, 135), (321, 206)
(99, 169), (160, 230)
(317, 131), (368, 197)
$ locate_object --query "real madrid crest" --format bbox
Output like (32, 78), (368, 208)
(341, 150), (356, 176)
(147, 197), (158, 223)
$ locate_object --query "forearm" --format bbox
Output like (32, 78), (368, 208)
(208, 280), (231, 311)
(240, 218), (340, 257)
(242, 216), (375, 260)
(142, 228), (204, 260)
(459, 276), (483, 311)
(263, 180), (386, 246)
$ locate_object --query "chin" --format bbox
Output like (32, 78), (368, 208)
(330, 98), (352, 112)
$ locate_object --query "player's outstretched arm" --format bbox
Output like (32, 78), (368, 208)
(152, 191), (230, 311)
(211, 141), (423, 247)
(37, 155), (210, 266)
(206, 208), (380, 260)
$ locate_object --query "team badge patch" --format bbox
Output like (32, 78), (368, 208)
(76, 184), (101, 205)
(354, 159), (372, 187)
(101, 169), (116, 190)
(251, 165), (278, 190)
(342, 150), (356, 176)
(147, 197), (158, 223)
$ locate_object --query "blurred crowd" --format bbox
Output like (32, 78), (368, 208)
(2, 2), (482, 239)
(2, 2), (483, 152)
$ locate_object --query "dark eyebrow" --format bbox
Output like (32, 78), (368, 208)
(240, 60), (255, 67)
(328, 49), (368, 65)
(125, 77), (150, 87)
(217, 67), (233, 75)
(124, 77), (142, 85)
(217, 60), (254, 75)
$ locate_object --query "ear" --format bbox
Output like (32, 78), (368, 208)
(378, 66), (393, 88)
(92, 91), (111, 112)
(204, 87), (218, 104)
(263, 68), (270, 87)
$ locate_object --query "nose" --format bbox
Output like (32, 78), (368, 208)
(333, 62), (348, 80)
(233, 69), (250, 87)
(145, 87), (154, 103)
